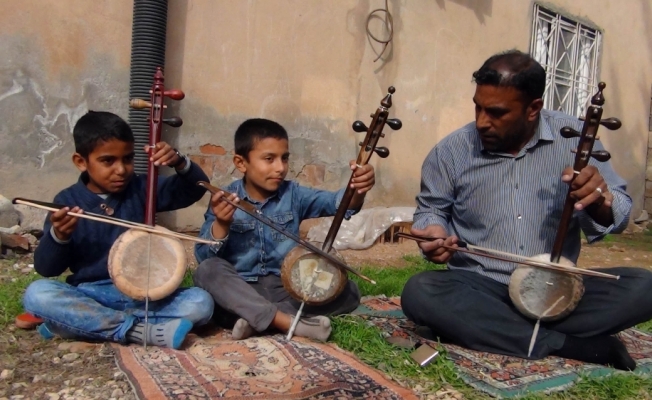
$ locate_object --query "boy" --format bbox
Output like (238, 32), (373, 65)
(22, 110), (214, 349)
(193, 118), (375, 341)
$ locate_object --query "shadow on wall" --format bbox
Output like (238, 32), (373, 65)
(435, 0), (493, 24)
(160, 0), (189, 152)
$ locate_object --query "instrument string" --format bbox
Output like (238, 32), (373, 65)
(144, 233), (151, 351)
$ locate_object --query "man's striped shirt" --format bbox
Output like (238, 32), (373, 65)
(414, 109), (631, 285)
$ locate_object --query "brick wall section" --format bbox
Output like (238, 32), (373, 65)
(189, 143), (327, 189)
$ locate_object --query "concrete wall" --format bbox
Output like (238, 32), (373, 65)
(1, 0), (650, 231)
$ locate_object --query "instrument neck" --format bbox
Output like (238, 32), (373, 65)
(322, 183), (357, 252)
(144, 157), (158, 226)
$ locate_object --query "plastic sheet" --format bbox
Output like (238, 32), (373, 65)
(307, 206), (416, 250)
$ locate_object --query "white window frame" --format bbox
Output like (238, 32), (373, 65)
(530, 4), (602, 117)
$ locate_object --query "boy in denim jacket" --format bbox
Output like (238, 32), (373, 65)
(194, 118), (375, 341)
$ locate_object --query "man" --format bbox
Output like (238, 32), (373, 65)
(401, 50), (652, 371)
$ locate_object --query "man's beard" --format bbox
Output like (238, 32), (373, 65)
(481, 119), (530, 153)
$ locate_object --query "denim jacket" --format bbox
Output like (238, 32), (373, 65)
(194, 179), (358, 281)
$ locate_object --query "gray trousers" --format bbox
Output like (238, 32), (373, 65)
(193, 257), (361, 332)
(401, 267), (652, 359)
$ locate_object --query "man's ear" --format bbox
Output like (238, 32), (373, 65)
(233, 154), (247, 174)
(526, 98), (544, 122)
(72, 153), (87, 172)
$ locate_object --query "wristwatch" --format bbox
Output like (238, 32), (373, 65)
(168, 149), (185, 168)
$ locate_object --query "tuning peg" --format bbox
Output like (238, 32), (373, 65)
(386, 118), (402, 130)
(571, 149), (611, 162)
(163, 117), (183, 127)
(374, 146), (390, 158)
(130, 99), (151, 109)
(600, 117), (621, 130)
(560, 127), (580, 138)
(352, 121), (368, 133)
(590, 150), (611, 162)
(129, 99), (167, 109)
(164, 90), (185, 100)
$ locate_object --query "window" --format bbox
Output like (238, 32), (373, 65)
(530, 5), (602, 117)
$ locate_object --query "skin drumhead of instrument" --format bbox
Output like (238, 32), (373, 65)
(509, 254), (584, 322)
(108, 227), (187, 301)
(281, 243), (347, 305)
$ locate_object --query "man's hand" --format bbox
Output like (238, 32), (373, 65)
(561, 165), (612, 210)
(50, 206), (82, 241)
(411, 225), (458, 264)
(145, 142), (183, 167)
(349, 161), (375, 195)
(210, 191), (239, 239)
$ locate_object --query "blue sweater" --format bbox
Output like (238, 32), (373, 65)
(34, 163), (208, 286)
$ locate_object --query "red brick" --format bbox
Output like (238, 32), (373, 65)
(199, 144), (227, 155)
(189, 154), (214, 178)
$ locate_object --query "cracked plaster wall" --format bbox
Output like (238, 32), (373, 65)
(1, 0), (650, 231)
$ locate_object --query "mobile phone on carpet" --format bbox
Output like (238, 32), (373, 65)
(410, 343), (439, 367)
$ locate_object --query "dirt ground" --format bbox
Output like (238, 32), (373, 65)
(1, 231), (651, 400)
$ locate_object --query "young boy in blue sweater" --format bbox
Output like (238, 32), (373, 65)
(22, 111), (214, 349)
(193, 118), (375, 341)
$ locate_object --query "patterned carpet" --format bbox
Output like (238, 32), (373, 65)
(353, 295), (652, 398)
(112, 328), (418, 399)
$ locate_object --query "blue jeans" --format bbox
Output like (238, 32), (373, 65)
(23, 279), (214, 343)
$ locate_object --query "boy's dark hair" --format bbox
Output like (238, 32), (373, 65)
(73, 111), (134, 158)
(472, 50), (546, 103)
(234, 118), (289, 159)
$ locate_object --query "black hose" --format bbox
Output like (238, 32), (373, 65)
(128, 0), (168, 174)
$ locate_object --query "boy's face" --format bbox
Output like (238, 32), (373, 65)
(73, 139), (135, 194)
(234, 137), (289, 201)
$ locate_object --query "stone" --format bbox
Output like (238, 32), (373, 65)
(46, 394), (60, 400)
(59, 341), (96, 353)
(0, 226), (20, 234)
(0, 233), (29, 251)
(0, 195), (19, 228)
(62, 352), (80, 362)
(608, 245), (625, 252)
(0, 370), (14, 380)
(199, 144), (227, 155)
(32, 375), (45, 383)
(111, 389), (124, 398)
(635, 210), (650, 223)
(12, 204), (47, 232)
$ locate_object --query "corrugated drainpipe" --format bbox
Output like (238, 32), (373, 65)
(128, 0), (168, 174)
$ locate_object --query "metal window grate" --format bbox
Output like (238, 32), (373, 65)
(530, 5), (601, 117)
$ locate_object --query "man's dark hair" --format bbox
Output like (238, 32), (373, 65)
(73, 111), (134, 158)
(472, 50), (546, 103)
(234, 118), (289, 159)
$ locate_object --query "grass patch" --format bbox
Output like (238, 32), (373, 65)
(350, 254), (445, 297)
(331, 315), (479, 397)
(0, 259), (41, 327)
